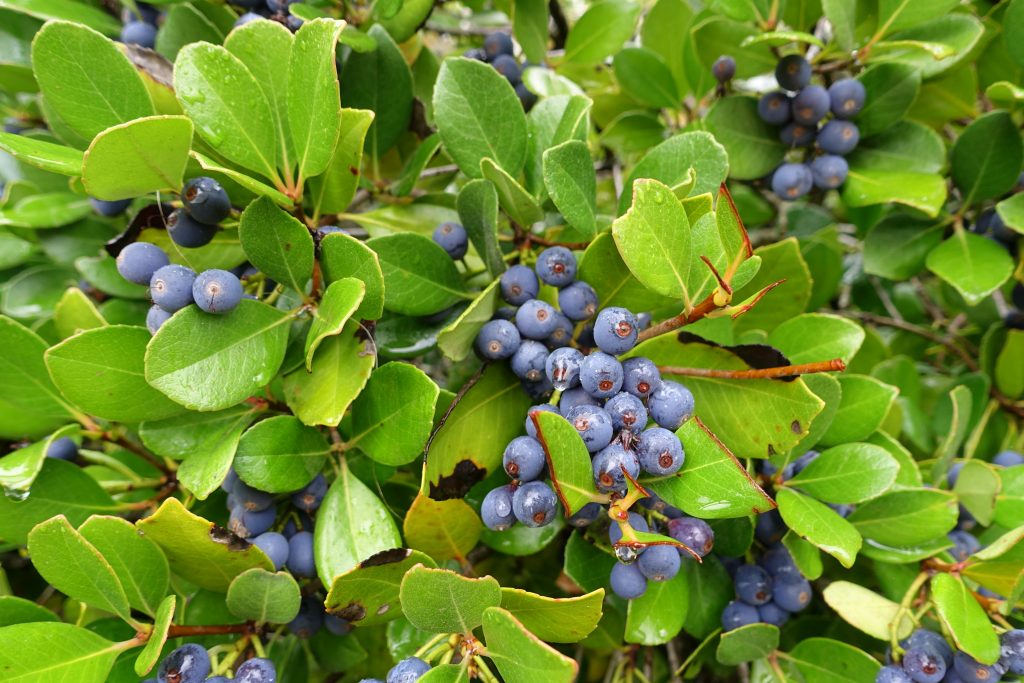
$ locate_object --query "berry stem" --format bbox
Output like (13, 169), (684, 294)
(658, 359), (846, 380)
(165, 623), (254, 637)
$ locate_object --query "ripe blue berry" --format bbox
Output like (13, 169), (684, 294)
(993, 450), (1024, 467)
(515, 299), (559, 339)
(492, 54), (521, 84)
(432, 222), (468, 259)
(121, 20), (157, 48)
(1000, 629), (1024, 674)
(667, 516), (714, 558)
(484, 31), (514, 59)
(772, 572), (812, 612)
(609, 511), (649, 545)
(757, 91), (791, 126)
(481, 485), (517, 530)
(234, 12), (263, 26)
(525, 403), (559, 437)
(511, 340), (549, 382)
(605, 392), (648, 432)
(545, 312), (574, 347)
(734, 564), (773, 605)
(90, 197), (132, 216)
(516, 81), (538, 110)
(388, 656), (431, 683)
(236, 658), (277, 683)
(193, 269), (243, 314)
(566, 404), (614, 453)
(229, 506), (275, 538)
(791, 450), (820, 475)
(592, 442), (640, 492)
(288, 596), (323, 638)
(325, 613), (351, 636)
(558, 281), (599, 321)
(232, 479), (275, 511)
(287, 531), (316, 577)
(594, 307), (638, 355)
(712, 55), (736, 82)
(638, 427), (685, 476)
(558, 386), (599, 417)
(150, 264), (196, 312)
(158, 644), (210, 683)
(291, 473), (327, 513)
(146, 304), (172, 334)
(503, 436), (547, 481)
(818, 119), (860, 155)
(580, 351), (624, 399)
(902, 629), (953, 665)
(535, 246), (576, 287)
(610, 561), (648, 599)
(775, 54), (811, 91)
(755, 509), (786, 545)
(647, 381), (694, 430)
(828, 78), (866, 119)
(252, 531), (289, 570)
(810, 154), (848, 189)
(512, 480), (558, 527)
(568, 502), (602, 527)
(45, 436), (77, 461)
(521, 373), (554, 401)
(791, 85), (830, 125)
(947, 530), (981, 561)
(780, 122), (816, 147)
(876, 665), (914, 683)
(167, 208), (218, 248)
(546, 347), (584, 390)
(500, 265), (539, 305)
(771, 162), (813, 200)
(117, 242), (169, 285)
(622, 357), (661, 398)
(904, 647), (946, 683)
(182, 177), (231, 225)
(476, 319), (521, 359)
(721, 599), (760, 631)
(758, 601), (790, 627)
(637, 545), (681, 582)
(759, 544), (797, 576)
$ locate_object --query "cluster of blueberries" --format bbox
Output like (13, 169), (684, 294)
(877, 628), (1024, 683)
(235, 0), (305, 32)
(113, 177), (245, 332)
(719, 544), (813, 630)
(465, 31), (538, 111)
(358, 656), (432, 683)
(754, 54), (866, 200)
(120, 2), (160, 50)
(149, 644), (275, 683)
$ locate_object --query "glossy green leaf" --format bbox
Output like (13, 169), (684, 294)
(619, 132), (729, 212)
(543, 140), (597, 240)
(926, 231), (1014, 306)
(0, 192), (92, 228)
(0, 622), (123, 683)
(437, 279), (501, 362)
(996, 192), (1024, 235)
(400, 564), (501, 633)
(856, 63), (921, 138)
(848, 489), (959, 547)
(564, 1), (640, 66)
(499, 587), (603, 643)
(369, 233), (467, 316)
(134, 595), (174, 676)
(513, 0), (547, 62)
(862, 213), (945, 280)
(626, 570), (688, 645)
(951, 110), (1024, 205)
(789, 638), (880, 683)
(717, 623), (779, 665)
(325, 549), (437, 627)
(308, 107), (375, 215)
(53, 287), (105, 339)
(731, 237), (811, 334)
(480, 157), (543, 227)
(0, 424), (77, 496)
(842, 169), (947, 218)
(819, 375), (898, 446)
(319, 230), (385, 320)
(613, 47), (678, 109)
(238, 196), (314, 293)
(0, 131), (82, 176)
(786, 443), (898, 504)
(776, 488), (861, 567)
(578, 232), (675, 313)
(404, 494), (482, 563)
(534, 410), (602, 515)
(233, 415), (329, 493)
(305, 277), (365, 370)
(703, 96), (785, 180)
(482, 606), (578, 683)
(456, 179), (504, 279)
(0, 596), (58, 627)
(767, 314), (865, 365)
(82, 116), (192, 200)
(821, 581), (912, 641)
(289, 18), (345, 179)
(79, 516), (169, 617)
(931, 573), (1000, 664)
(347, 362), (438, 466)
(226, 568), (302, 624)
(995, 330), (1024, 399)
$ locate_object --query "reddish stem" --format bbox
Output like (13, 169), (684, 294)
(659, 359), (846, 380)
(636, 293), (719, 343)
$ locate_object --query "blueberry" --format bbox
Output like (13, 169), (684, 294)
(592, 442), (640, 493)
(771, 162), (813, 200)
(483, 31), (514, 60)
(476, 319), (521, 360)
(525, 403), (559, 438)
(221, 468), (240, 493)
(1000, 629), (1024, 674)
(605, 392), (648, 432)
(121, 20), (157, 48)
(568, 502), (603, 527)
(610, 561), (648, 599)
(558, 386), (600, 417)
(947, 530), (980, 561)
(235, 658), (277, 683)
(500, 265), (539, 305)
(558, 281), (599, 321)
(232, 479), (275, 511)
(182, 177), (231, 225)
(828, 78), (866, 119)
(667, 516), (714, 558)
(511, 340), (549, 382)
(904, 647), (947, 683)
(465, 47), (487, 61)
(535, 246), (576, 287)
(545, 312), (575, 348)
(734, 564), (773, 606)
(492, 54), (521, 84)
(481, 485), (517, 530)
(388, 656), (431, 683)
(580, 351), (623, 399)
(316, 225), (344, 239)
(515, 299), (559, 340)
(282, 512), (311, 538)
(193, 269), (243, 314)
(229, 506), (276, 538)
(432, 222), (468, 259)
(90, 197), (133, 216)
(45, 436), (78, 461)
(755, 509), (786, 545)
(234, 12), (264, 26)
(993, 450), (1024, 468)
(791, 85), (830, 125)
(637, 427), (685, 476)
(150, 264), (197, 312)
(775, 54), (811, 91)
(877, 665), (914, 683)
(252, 532), (289, 570)
(759, 544), (797, 576)
(146, 304), (172, 334)
(772, 572), (811, 612)
(818, 119), (860, 155)
(758, 601), (790, 627)
(647, 380), (694, 430)
(810, 154), (848, 189)
(117, 242), (169, 285)
(621, 357), (661, 398)
(721, 599), (760, 631)
(902, 630), (953, 666)
(593, 307), (638, 355)
(953, 652), (1005, 683)
(566, 404), (614, 453)
(712, 55), (736, 82)
(515, 82), (538, 110)
(503, 436), (547, 481)
(288, 596), (323, 637)
(324, 613), (351, 636)
(521, 373), (554, 402)
(158, 644), (210, 683)
(576, 323), (596, 348)
(167, 208), (218, 248)
(790, 450), (820, 475)
(780, 122), (816, 147)
(609, 511), (649, 545)
(291, 473), (327, 513)
(637, 545), (681, 582)
(287, 531), (315, 577)
(512, 480), (558, 527)
(545, 347), (584, 390)
(757, 91), (791, 126)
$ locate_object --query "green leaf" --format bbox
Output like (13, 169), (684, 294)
(27, 516), (130, 620)
(81, 116), (192, 200)
(238, 196), (314, 293)
(534, 410), (602, 516)
(314, 459), (401, 585)
(926, 231), (1014, 305)
(951, 110), (1024, 205)
(189, 151), (293, 207)
(400, 564), (501, 634)
(690, 15), (775, 78)
(619, 132), (728, 212)
(996, 330), (1024, 399)
(842, 169), (947, 218)
(543, 140), (597, 240)
(741, 29), (824, 47)
(856, 63), (921, 138)
(783, 531), (824, 580)
(79, 516), (169, 617)
(767, 313), (865, 365)
(174, 42), (279, 182)
(564, 0), (640, 66)
(703, 97), (785, 180)
(0, 622), (123, 683)
(499, 587), (603, 644)
(480, 157), (544, 227)
(46, 325), (184, 422)
(433, 57), (528, 179)
(613, 47), (678, 109)
(564, 531), (617, 594)
(996, 193), (1024, 234)
(31, 21), (154, 143)
(0, 131), (83, 176)
(819, 375), (898, 446)
(776, 488), (861, 568)
(0, 425), (77, 496)
(931, 573), (1001, 664)
(933, 385), (974, 484)
(308, 107), (374, 215)
(437, 279), (501, 362)
(626, 570), (688, 645)
(0, 192), (92, 228)
(134, 595), (175, 676)
(862, 213), (945, 280)
(145, 300), (291, 411)
(513, 0), (547, 62)
(233, 415), (329, 493)
(730, 237), (811, 334)
(136, 497), (272, 592)
(848, 489), (959, 547)
(877, 0), (959, 34)
(483, 606), (578, 682)
(154, 2), (234, 63)
(305, 277), (365, 370)
(578, 232), (675, 313)
(524, 94), (591, 197)
(716, 623), (779, 665)
(1, 0), (119, 34)
(346, 362), (438, 466)
(53, 287), (105, 339)
(319, 230), (384, 320)
(848, 121), (946, 175)
(325, 549), (438, 627)
(226, 568), (302, 624)
(786, 443), (898, 504)
(391, 133), (442, 197)
(456, 179), (505, 279)
(788, 638), (881, 683)
(369, 233), (467, 316)
(75, 255), (148, 300)
(0, 596), (58, 627)
(821, 581), (912, 641)
(404, 494), (482, 563)
(878, 15), (984, 79)
(645, 417), (775, 518)
(289, 18), (345, 179)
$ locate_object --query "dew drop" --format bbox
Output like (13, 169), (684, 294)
(3, 487), (30, 502)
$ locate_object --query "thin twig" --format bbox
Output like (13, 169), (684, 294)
(636, 294), (718, 342)
(659, 359), (846, 380)
(840, 311), (978, 371)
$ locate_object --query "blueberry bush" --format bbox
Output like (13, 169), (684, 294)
(0, 0), (1023, 681)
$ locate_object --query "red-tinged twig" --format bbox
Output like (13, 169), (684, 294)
(165, 623), (255, 638)
(700, 255), (732, 296)
(636, 293), (719, 342)
(659, 359), (846, 380)
(728, 279), (785, 319)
